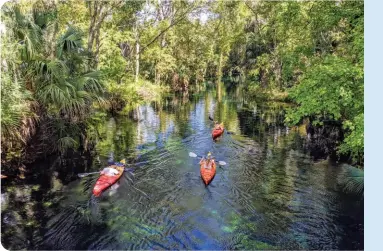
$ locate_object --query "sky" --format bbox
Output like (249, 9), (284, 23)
(137, 1), (214, 25)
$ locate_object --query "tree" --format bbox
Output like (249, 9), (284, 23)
(1, 0), (105, 160)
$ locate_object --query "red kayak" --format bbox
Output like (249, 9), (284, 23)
(92, 159), (125, 197)
(212, 123), (224, 139)
(200, 157), (216, 185)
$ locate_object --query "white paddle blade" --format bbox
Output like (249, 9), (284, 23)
(78, 171), (100, 178)
(218, 161), (227, 166)
(189, 152), (198, 158)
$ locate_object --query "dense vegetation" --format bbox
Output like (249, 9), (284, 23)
(1, 0), (363, 167)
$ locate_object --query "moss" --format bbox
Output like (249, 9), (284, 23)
(26, 219), (38, 227)
(221, 225), (234, 233)
(6, 187), (15, 193)
(32, 185), (40, 191)
(43, 201), (52, 207)
(241, 236), (277, 250)
(121, 231), (133, 240)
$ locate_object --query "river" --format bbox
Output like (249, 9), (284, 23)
(1, 87), (363, 250)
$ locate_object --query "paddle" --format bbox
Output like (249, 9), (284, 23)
(78, 167), (135, 178)
(189, 152), (227, 166)
(208, 115), (218, 124)
(208, 115), (234, 135)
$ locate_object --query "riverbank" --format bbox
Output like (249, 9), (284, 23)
(239, 83), (363, 168)
(244, 85), (291, 103)
(1, 78), (168, 171)
(106, 78), (169, 115)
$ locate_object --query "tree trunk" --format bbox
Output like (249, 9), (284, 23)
(90, 19), (105, 68)
(260, 68), (267, 89)
(87, 2), (111, 69)
(217, 80), (222, 102)
(217, 52), (223, 82)
(158, 0), (166, 48)
(49, 23), (58, 59)
(134, 25), (140, 83)
(94, 28), (101, 69)
(155, 64), (161, 85)
(154, 65), (157, 85)
(274, 56), (282, 89)
(135, 40), (140, 83)
(87, 26), (94, 54)
(87, 1), (99, 53)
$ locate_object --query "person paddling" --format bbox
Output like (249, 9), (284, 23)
(100, 166), (119, 176)
(100, 159), (126, 176)
(214, 123), (223, 131)
(200, 152), (214, 170)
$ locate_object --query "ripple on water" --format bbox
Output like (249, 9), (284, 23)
(1, 93), (363, 250)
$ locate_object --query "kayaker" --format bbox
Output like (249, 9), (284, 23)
(200, 152), (214, 170)
(214, 122), (223, 130)
(100, 167), (119, 176)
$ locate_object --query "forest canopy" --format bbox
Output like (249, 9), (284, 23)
(1, 0), (363, 166)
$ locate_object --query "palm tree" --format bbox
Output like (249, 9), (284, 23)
(1, 3), (40, 157)
(1, 2), (105, 157)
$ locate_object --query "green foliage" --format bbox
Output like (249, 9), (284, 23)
(98, 23), (134, 83)
(1, 1), (106, 161)
(338, 164), (364, 196)
(284, 57), (363, 163)
(0, 72), (34, 144)
(285, 56), (363, 163)
(1, 0), (364, 165)
(285, 56), (362, 125)
(56, 26), (83, 59)
(231, 1), (365, 164)
(1, 3), (38, 158)
(106, 77), (166, 115)
(338, 113), (364, 164)
(56, 136), (79, 154)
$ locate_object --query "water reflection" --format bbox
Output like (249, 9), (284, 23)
(1, 87), (363, 250)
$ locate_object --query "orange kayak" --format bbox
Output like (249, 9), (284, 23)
(92, 159), (125, 197)
(200, 158), (216, 185)
(212, 123), (224, 139)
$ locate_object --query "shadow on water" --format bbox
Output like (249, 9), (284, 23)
(1, 86), (363, 250)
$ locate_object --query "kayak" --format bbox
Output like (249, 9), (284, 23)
(92, 159), (126, 197)
(200, 158), (216, 185)
(212, 123), (224, 139)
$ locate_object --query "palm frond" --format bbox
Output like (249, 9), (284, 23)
(3, 4), (43, 60)
(1, 71), (36, 145)
(56, 26), (83, 59)
(1, 110), (22, 140)
(81, 71), (104, 94)
(56, 136), (78, 154)
(338, 164), (364, 197)
(45, 59), (68, 82)
(28, 59), (68, 85)
(36, 83), (69, 107)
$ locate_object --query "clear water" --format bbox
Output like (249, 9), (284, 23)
(1, 89), (363, 250)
